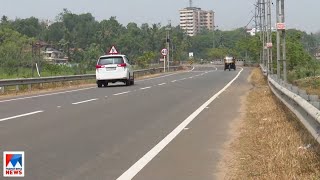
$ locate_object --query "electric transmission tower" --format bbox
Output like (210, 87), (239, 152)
(255, 0), (286, 79)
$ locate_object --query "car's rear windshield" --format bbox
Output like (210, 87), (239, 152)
(98, 57), (124, 65)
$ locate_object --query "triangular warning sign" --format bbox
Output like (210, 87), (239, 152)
(108, 46), (119, 54)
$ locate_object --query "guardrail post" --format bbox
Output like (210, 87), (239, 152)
(309, 95), (319, 102)
(311, 102), (320, 109)
(298, 89), (307, 96)
(15, 85), (19, 92)
(291, 86), (299, 93)
(0, 86), (4, 94)
(28, 84), (32, 91)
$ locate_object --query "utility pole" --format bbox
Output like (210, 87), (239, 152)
(254, 3), (258, 35)
(212, 25), (218, 48)
(261, 0), (267, 68)
(189, 0), (193, 7)
(166, 21), (171, 71)
(276, 0), (281, 78)
(266, 0), (273, 74)
(281, 0), (287, 82)
(276, 0), (286, 81)
(257, 0), (263, 65)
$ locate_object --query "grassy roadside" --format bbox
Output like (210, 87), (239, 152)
(227, 68), (320, 179)
(293, 77), (320, 97)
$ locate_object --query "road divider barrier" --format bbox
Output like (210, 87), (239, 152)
(0, 66), (190, 94)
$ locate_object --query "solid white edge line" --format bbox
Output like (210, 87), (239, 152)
(158, 83), (166, 86)
(72, 98), (98, 105)
(116, 67), (244, 180)
(188, 66), (195, 72)
(0, 111), (44, 122)
(113, 91), (131, 96)
(140, 87), (151, 90)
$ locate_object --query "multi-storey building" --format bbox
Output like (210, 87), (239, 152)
(179, 7), (215, 36)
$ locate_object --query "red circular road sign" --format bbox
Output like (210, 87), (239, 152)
(161, 48), (168, 56)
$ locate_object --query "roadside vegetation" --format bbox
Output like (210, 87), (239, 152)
(1, 10), (318, 79)
(0, 9), (272, 79)
(227, 68), (320, 179)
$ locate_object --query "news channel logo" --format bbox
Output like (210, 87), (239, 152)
(3, 151), (25, 177)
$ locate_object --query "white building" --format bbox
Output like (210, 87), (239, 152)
(43, 48), (68, 64)
(179, 7), (215, 36)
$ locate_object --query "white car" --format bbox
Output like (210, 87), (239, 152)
(96, 54), (134, 87)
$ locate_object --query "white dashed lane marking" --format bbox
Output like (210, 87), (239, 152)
(0, 111), (44, 122)
(72, 99), (98, 105)
(113, 91), (131, 96)
(140, 87), (152, 90)
(158, 83), (166, 86)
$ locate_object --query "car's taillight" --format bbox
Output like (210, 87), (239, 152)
(96, 65), (103, 69)
(117, 63), (127, 67)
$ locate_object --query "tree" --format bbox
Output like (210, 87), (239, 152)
(0, 28), (32, 76)
(11, 17), (43, 38)
(45, 22), (64, 43)
(1, 15), (8, 24)
(136, 51), (156, 68)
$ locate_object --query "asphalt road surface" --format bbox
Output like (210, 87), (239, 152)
(0, 65), (252, 180)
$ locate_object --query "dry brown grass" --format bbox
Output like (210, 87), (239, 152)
(227, 68), (320, 180)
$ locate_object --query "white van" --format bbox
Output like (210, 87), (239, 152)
(96, 54), (134, 87)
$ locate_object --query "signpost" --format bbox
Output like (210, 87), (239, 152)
(276, 23), (286, 30)
(108, 46), (119, 55)
(161, 48), (168, 72)
(266, 42), (273, 48)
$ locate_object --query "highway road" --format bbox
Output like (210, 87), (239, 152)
(0, 65), (252, 180)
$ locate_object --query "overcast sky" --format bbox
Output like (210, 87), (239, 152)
(0, 0), (319, 33)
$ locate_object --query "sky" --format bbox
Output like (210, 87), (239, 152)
(0, 0), (319, 33)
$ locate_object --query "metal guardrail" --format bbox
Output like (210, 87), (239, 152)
(0, 66), (186, 93)
(260, 65), (320, 144)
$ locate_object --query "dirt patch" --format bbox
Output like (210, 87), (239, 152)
(215, 93), (249, 180)
(221, 68), (320, 179)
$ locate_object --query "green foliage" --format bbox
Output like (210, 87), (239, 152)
(207, 47), (232, 59)
(0, 9), (318, 79)
(136, 51), (156, 68)
(235, 35), (261, 61)
(0, 27), (32, 76)
(10, 17), (44, 38)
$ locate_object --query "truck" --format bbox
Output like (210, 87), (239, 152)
(224, 56), (236, 71)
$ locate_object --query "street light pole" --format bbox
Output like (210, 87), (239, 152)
(276, 0), (281, 78)
(212, 25), (218, 48)
(281, 0), (287, 82)
(266, 0), (273, 75)
(165, 27), (171, 71)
